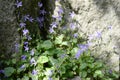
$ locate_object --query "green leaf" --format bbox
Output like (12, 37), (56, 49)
(37, 43), (41, 50)
(12, 59), (16, 64)
(94, 70), (103, 78)
(61, 41), (68, 46)
(22, 76), (29, 80)
(71, 47), (79, 55)
(55, 34), (64, 44)
(49, 57), (59, 66)
(41, 40), (53, 49)
(37, 56), (49, 64)
(80, 63), (87, 70)
(72, 38), (77, 43)
(4, 67), (15, 77)
(80, 71), (87, 78)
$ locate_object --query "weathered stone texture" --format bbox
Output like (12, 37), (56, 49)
(60, 0), (120, 72)
(0, 0), (20, 56)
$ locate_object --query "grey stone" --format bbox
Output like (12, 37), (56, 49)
(0, 0), (20, 56)
(59, 0), (120, 72)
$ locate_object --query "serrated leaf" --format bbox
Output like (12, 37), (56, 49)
(4, 67), (15, 77)
(37, 56), (49, 64)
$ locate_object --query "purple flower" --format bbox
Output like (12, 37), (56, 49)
(28, 17), (34, 22)
(70, 23), (76, 30)
(49, 27), (55, 33)
(0, 70), (4, 74)
(52, 15), (62, 21)
(108, 26), (112, 30)
(88, 35), (94, 41)
(30, 58), (36, 64)
(73, 33), (78, 38)
(15, 43), (19, 49)
(38, 2), (43, 8)
(78, 44), (89, 51)
(23, 29), (29, 36)
(48, 77), (52, 80)
(109, 69), (112, 74)
(23, 15), (30, 21)
(69, 11), (75, 19)
(24, 41), (28, 45)
(20, 64), (25, 69)
(58, 6), (63, 14)
(16, 1), (22, 8)
(30, 49), (34, 56)
(40, 9), (46, 15)
(21, 55), (26, 60)
(95, 31), (102, 38)
(27, 35), (32, 40)
(20, 22), (26, 28)
(24, 46), (29, 51)
(50, 22), (57, 28)
(32, 69), (38, 75)
(75, 49), (83, 59)
(37, 17), (44, 23)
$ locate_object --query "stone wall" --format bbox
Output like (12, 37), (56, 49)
(0, 0), (20, 57)
(60, 0), (120, 72)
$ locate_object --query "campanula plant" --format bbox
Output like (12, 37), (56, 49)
(0, 0), (119, 80)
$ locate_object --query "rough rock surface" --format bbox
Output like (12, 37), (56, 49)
(0, 0), (20, 56)
(55, 0), (120, 73)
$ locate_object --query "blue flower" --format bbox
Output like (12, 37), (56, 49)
(20, 64), (25, 69)
(24, 41), (28, 45)
(36, 17), (44, 23)
(95, 31), (102, 38)
(24, 46), (29, 51)
(21, 55), (26, 60)
(108, 26), (112, 30)
(16, 1), (22, 8)
(58, 6), (63, 14)
(23, 15), (30, 21)
(73, 33), (78, 38)
(20, 22), (26, 28)
(23, 29), (29, 36)
(30, 49), (34, 56)
(28, 17), (34, 22)
(48, 77), (52, 80)
(75, 49), (83, 59)
(69, 11), (75, 19)
(78, 44), (89, 51)
(40, 9), (46, 15)
(70, 23), (76, 30)
(32, 69), (38, 75)
(49, 27), (55, 33)
(52, 15), (62, 21)
(27, 35), (32, 41)
(38, 2), (43, 8)
(0, 70), (4, 74)
(50, 22), (57, 28)
(30, 58), (36, 64)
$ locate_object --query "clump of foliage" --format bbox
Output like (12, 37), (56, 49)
(0, 0), (119, 80)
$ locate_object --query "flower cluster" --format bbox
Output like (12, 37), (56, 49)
(49, 0), (64, 33)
